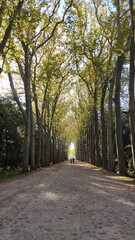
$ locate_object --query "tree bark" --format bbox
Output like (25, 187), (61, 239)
(114, 0), (127, 176)
(94, 88), (101, 167)
(107, 78), (115, 172)
(101, 82), (107, 169)
(30, 105), (36, 170)
(90, 123), (95, 165)
(115, 55), (127, 175)
(129, 0), (135, 170)
(22, 44), (31, 172)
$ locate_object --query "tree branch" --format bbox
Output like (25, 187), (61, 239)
(0, 0), (24, 54)
(8, 71), (26, 121)
(36, 0), (73, 50)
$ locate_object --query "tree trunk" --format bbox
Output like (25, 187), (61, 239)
(101, 82), (107, 169)
(91, 123), (95, 165)
(87, 126), (90, 163)
(22, 44), (31, 172)
(107, 78), (115, 172)
(41, 122), (45, 166)
(114, 0), (127, 176)
(30, 106), (36, 170)
(23, 120), (30, 172)
(45, 130), (50, 166)
(115, 55), (127, 175)
(129, 0), (135, 170)
(94, 88), (101, 167)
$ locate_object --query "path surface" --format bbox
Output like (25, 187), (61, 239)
(0, 160), (135, 240)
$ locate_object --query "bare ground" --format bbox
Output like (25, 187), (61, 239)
(0, 160), (135, 240)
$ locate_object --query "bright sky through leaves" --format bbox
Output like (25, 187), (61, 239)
(69, 142), (75, 150)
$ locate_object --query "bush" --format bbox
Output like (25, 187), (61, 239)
(0, 97), (24, 169)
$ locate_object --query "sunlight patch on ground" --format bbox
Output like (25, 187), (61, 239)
(106, 175), (135, 182)
(42, 191), (60, 201)
(117, 199), (134, 207)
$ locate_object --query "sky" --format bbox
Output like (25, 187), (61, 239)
(0, 73), (11, 96)
(69, 142), (75, 150)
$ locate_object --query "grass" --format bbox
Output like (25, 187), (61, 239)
(0, 168), (22, 182)
(110, 175), (135, 182)
(84, 161), (135, 182)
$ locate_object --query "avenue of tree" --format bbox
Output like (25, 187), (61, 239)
(0, 0), (134, 177)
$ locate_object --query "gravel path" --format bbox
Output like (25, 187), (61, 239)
(0, 160), (135, 240)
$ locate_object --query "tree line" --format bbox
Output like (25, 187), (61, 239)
(0, 0), (134, 177)
(0, 0), (74, 171)
(68, 0), (134, 176)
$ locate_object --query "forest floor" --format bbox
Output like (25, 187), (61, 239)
(0, 160), (135, 240)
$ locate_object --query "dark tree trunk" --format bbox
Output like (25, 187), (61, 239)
(37, 121), (42, 168)
(41, 126), (45, 166)
(129, 0), (135, 170)
(94, 88), (101, 167)
(107, 78), (115, 172)
(114, 0), (127, 176)
(90, 123), (95, 165)
(30, 106), (36, 170)
(101, 82), (107, 169)
(115, 55), (127, 175)
(87, 126), (90, 163)
(22, 44), (31, 172)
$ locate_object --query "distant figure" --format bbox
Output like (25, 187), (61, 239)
(70, 159), (72, 163)
(72, 158), (74, 164)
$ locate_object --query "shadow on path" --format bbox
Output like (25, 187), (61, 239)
(0, 160), (135, 240)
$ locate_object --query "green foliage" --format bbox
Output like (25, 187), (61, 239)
(0, 168), (22, 181)
(68, 149), (75, 158)
(0, 97), (24, 169)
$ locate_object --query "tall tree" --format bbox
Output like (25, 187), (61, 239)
(114, 0), (127, 175)
(6, 0), (73, 171)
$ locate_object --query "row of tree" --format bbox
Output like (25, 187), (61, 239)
(0, 0), (134, 176)
(0, 0), (74, 171)
(67, 0), (134, 176)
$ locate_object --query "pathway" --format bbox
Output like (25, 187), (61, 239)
(0, 160), (135, 240)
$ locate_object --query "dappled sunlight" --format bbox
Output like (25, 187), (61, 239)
(105, 175), (135, 184)
(90, 182), (134, 208)
(42, 191), (60, 201)
(72, 161), (135, 186)
(38, 183), (47, 189)
(90, 180), (129, 192)
(76, 161), (102, 171)
(116, 199), (134, 207)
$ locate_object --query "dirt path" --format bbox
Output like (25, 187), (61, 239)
(0, 160), (135, 240)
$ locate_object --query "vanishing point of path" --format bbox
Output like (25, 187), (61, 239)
(0, 160), (135, 240)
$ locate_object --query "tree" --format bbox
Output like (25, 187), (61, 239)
(114, 0), (129, 175)
(6, 0), (73, 171)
